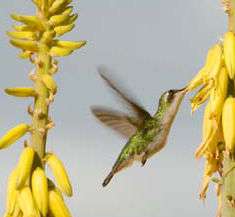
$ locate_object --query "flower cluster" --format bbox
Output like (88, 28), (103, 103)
(5, 147), (72, 217)
(2, 0), (86, 216)
(186, 31), (235, 201)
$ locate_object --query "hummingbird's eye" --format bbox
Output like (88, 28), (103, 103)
(166, 90), (175, 102)
(168, 90), (174, 95)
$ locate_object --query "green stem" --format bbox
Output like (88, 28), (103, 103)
(30, 43), (51, 167)
(221, 154), (235, 217)
(221, 1), (235, 216)
(30, 6), (51, 167)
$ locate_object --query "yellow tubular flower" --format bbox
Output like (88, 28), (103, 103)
(17, 186), (39, 217)
(195, 102), (218, 158)
(49, 46), (73, 56)
(223, 31), (235, 79)
(209, 67), (228, 123)
(32, 167), (48, 217)
(49, 14), (69, 27)
(45, 153), (73, 197)
(203, 45), (223, 86)
(186, 46), (215, 92)
(10, 14), (44, 30)
(61, 6), (74, 16)
(186, 67), (205, 92)
(16, 147), (35, 189)
(54, 23), (75, 37)
(0, 124), (29, 150)
(209, 45), (223, 75)
(6, 168), (19, 215)
(9, 40), (38, 52)
(13, 25), (35, 32)
(222, 96), (235, 153)
(49, 0), (69, 14)
(42, 74), (57, 93)
(54, 40), (87, 50)
(6, 31), (38, 41)
(48, 190), (72, 217)
(190, 83), (211, 114)
(5, 87), (37, 97)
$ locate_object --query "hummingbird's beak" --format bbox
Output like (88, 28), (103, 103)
(174, 86), (188, 93)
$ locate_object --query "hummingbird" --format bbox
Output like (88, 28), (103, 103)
(91, 68), (186, 187)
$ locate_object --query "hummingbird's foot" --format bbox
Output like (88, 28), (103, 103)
(141, 153), (148, 166)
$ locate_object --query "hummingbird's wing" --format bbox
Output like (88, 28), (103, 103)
(91, 106), (139, 138)
(97, 66), (151, 125)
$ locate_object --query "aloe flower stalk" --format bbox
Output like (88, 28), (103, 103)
(2, 0), (86, 216)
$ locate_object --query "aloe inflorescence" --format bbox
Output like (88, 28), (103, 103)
(2, 0), (86, 216)
(186, 30), (235, 216)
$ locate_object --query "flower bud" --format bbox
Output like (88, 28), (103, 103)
(223, 31), (235, 79)
(222, 96), (235, 153)
(32, 168), (48, 217)
(0, 124), (29, 150)
(5, 87), (36, 97)
(48, 190), (72, 217)
(45, 154), (72, 197)
(16, 147), (35, 189)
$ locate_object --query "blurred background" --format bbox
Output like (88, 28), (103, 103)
(0, 0), (228, 216)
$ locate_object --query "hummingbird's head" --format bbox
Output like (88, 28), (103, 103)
(157, 87), (186, 120)
(161, 88), (186, 105)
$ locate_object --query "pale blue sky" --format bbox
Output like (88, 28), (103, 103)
(0, 0), (228, 216)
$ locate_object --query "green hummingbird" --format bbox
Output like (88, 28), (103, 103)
(91, 68), (186, 187)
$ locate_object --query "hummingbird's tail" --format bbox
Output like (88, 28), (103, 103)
(102, 172), (114, 187)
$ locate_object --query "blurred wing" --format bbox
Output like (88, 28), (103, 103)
(91, 106), (139, 138)
(97, 66), (151, 125)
